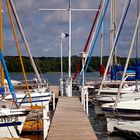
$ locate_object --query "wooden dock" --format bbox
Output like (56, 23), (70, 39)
(47, 97), (97, 140)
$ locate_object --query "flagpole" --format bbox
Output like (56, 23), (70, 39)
(60, 33), (69, 96)
(67, 0), (72, 97)
(39, 0), (99, 97)
(60, 34), (63, 96)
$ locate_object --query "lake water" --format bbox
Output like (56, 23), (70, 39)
(10, 72), (126, 140)
(10, 72), (101, 85)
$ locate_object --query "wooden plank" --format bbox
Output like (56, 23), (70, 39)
(47, 97), (97, 140)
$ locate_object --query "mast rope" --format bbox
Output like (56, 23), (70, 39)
(19, 11), (46, 81)
(6, 0), (32, 106)
(72, 0), (102, 81)
(12, 4), (45, 81)
(98, 0), (131, 95)
(84, 0), (110, 75)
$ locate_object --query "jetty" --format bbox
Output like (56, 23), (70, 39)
(47, 97), (97, 140)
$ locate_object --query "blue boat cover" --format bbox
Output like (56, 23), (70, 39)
(0, 87), (5, 95)
(136, 60), (140, 80)
(111, 62), (140, 81)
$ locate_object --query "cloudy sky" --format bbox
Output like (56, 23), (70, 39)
(1, 0), (139, 57)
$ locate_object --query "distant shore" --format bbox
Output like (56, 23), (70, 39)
(5, 55), (135, 73)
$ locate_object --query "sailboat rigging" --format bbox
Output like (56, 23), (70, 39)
(6, 0), (32, 106)
(9, 0), (42, 83)
(72, 0), (102, 81)
(101, 1), (140, 136)
(98, 0), (131, 95)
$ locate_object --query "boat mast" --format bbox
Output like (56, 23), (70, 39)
(100, 1), (104, 67)
(79, 1), (104, 76)
(135, 0), (139, 92)
(73, 1), (102, 80)
(113, 0), (117, 64)
(110, 0), (114, 69)
(110, 0), (117, 78)
(6, 0), (32, 105)
(39, 1), (99, 96)
(115, 11), (140, 106)
(8, 0), (42, 83)
(84, 0), (110, 74)
(0, 51), (18, 107)
(100, 20), (103, 66)
(98, 0), (131, 95)
(0, 0), (4, 87)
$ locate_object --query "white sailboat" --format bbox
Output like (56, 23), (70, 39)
(101, 4), (140, 137)
(96, 84), (139, 103)
(102, 99), (140, 135)
(0, 0), (51, 138)
(0, 44), (29, 138)
(3, 91), (52, 107)
(0, 105), (29, 138)
(94, 0), (140, 115)
(4, 0), (53, 107)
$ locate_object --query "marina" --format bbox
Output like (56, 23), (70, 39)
(0, 0), (140, 140)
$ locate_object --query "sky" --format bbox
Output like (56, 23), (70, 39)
(1, 0), (139, 58)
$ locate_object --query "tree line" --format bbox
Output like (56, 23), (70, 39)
(4, 56), (137, 73)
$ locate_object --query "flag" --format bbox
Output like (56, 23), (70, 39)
(61, 32), (69, 39)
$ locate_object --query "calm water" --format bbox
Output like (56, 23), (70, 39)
(10, 72), (126, 140)
(10, 72), (61, 85)
(10, 72), (101, 85)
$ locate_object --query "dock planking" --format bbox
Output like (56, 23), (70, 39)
(47, 97), (97, 140)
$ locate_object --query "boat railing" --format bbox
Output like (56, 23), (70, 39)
(15, 79), (49, 89)
(124, 73), (135, 81)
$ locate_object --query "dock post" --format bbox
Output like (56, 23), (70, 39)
(53, 92), (55, 111)
(83, 87), (86, 111)
(43, 103), (50, 140)
(80, 52), (86, 105)
(60, 79), (64, 96)
(86, 88), (89, 116)
(81, 86), (84, 104)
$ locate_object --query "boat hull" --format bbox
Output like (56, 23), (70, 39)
(106, 117), (140, 138)
(4, 92), (52, 106)
(0, 108), (29, 138)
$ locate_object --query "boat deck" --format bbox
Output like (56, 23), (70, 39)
(47, 97), (97, 140)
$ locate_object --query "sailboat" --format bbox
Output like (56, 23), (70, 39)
(94, 0), (138, 115)
(102, 99), (140, 136)
(1, 0), (53, 107)
(101, 5), (140, 136)
(0, 1), (51, 138)
(0, 104), (29, 138)
(0, 49), (29, 138)
(3, 91), (52, 107)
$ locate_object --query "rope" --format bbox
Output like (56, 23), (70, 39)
(6, 0), (32, 106)
(98, 0), (131, 96)
(19, 12), (42, 73)
(84, 0), (110, 75)
(16, 9), (47, 82)
(72, 0), (102, 81)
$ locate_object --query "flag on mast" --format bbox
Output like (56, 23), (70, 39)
(61, 32), (69, 39)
